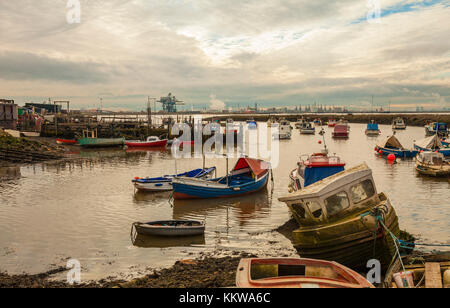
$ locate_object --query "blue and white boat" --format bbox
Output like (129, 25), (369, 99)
(132, 167), (216, 192)
(414, 135), (450, 157)
(172, 157), (270, 199)
(365, 122), (381, 136)
(425, 122), (448, 137)
(247, 119), (258, 130)
(441, 138), (450, 147)
(375, 135), (418, 158)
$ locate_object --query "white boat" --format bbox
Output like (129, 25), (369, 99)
(415, 151), (450, 177)
(299, 122), (316, 134)
(392, 117), (406, 130)
(273, 120), (292, 139)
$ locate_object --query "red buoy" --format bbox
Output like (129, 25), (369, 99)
(387, 154), (396, 161)
(318, 140), (322, 144)
(378, 150), (383, 154)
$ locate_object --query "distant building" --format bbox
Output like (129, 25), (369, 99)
(25, 103), (62, 114)
(0, 99), (18, 130)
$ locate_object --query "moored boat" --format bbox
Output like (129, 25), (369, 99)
(236, 258), (374, 288)
(414, 135), (450, 156)
(78, 129), (124, 148)
(415, 151), (450, 177)
(327, 119), (336, 127)
(272, 119), (292, 139)
(279, 163), (401, 270)
(332, 124), (349, 138)
(56, 138), (78, 145)
(125, 136), (168, 148)
(365, 121), (381, 136)
(295, 118), (305, 129)
(132, 167), (216, 192)
(172, 157), (270, 199)
(425, 122), (448, 137)
(392, 117), (407, 130)
(299, 122), (316, 135)
(441, 138), (450, 147)
(375, 135), (418, 158)
(132, 220), (205, 237)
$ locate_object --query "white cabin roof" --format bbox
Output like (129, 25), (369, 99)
(279, 163), (372, 202)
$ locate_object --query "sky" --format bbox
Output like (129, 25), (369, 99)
(0, 0), (449, 111)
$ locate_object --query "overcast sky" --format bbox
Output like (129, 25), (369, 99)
(0, 0), (449, 111)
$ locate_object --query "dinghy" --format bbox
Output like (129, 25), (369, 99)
(172, 157), (270, 199)
(56, 138), (78, 145)
(236, 258), (374, 288)
(132, 220), (205, 237)
(414, 135), (450, 156)
(125, 136), (168, 148)
(132, 167), (216, 192)
(375, 135), (418, 158)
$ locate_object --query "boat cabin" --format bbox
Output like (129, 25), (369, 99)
(416, 151), (445, 165)
(280, 164), (381, 226)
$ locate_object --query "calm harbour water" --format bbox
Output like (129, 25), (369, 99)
(0, 123), (449, 279)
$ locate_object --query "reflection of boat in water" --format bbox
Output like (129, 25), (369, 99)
(131, 233), (205, 248)
(125, 146), (169, 153)
(236, 258), (374, 288)
(279, 163), (401, 271)
(415, 151), (450, 177)
(173, 190), (270, 220)
(0, 166), (21, 180)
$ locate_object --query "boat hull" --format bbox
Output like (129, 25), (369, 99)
(376, 146), (418, 158)
(172, 172), (269, 200)
(56, 139), (77, 145)
(125, 139), (168, 148)
(133, 221), (205, 237)
(289, 196), (400, 271)
(78, 138), (124, 148)
(414, 145), (450, 157)
(332, 132), (349, 138)
(300, 129), (315, 135)
(134, 181), (173, 192)
(365, 130), (381, 136)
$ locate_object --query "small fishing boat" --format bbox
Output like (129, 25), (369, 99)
(313, 119), (322, 126)
(78, 129), (124, 148)
(132, 220), (205, 237)
(56, 138), (78, 145)
(425, 122), (448, 137)
(172, 157), (270, 199)
(332, 124), (349, 138)
(375, 135), (418, 158)
(132, 167), (216, 192)
(392, 117), (406, 130)
(247, 119), (258, 130)
(365, 121), (381, 136)
(272, 120), (292, 139)
(414, 135), (450, 156)
(327, 119), (337, 127)
(236, 258), (374, 288)
(289, 152), (345, 192)
(125, 136), (168, 148)
(279, 163), (401, 270)
(299, 122), (316, 135)
(295, 118), (305, 129)
(415, 151), (450, 177)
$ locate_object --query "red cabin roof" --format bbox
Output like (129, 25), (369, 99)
(233, 157), (270, 178)
(334, 124), (348, 132)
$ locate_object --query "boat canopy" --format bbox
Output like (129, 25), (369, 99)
(232, 157), (269, 178)
(415, 135), (442, 149)
(367, 123), (379, 130)
(279, 163), (372, 201)
(377, 135), (404, 149)
(304, 165), (345, 187)
(431, 123), (448, 131)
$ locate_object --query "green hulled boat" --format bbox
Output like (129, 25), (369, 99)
(279, 163), (401, 271)
(78, 129), (124, 148)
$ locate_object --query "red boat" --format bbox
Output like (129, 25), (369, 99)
(236, 258), (374, 288)
(125, 136), (168, 148)
(56, 139), (78, 145)
(327, 119), (337, 127)
(332, 124), (349, 138)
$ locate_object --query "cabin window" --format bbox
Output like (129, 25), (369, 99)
(324, 192), (350, 216)
(306, 201), (323, 219)
(291, 203), (306, 219)
(350, 180), (375, 204)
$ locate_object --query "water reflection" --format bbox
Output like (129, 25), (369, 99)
(131, 234), (205, 248)
(0, 166), (21, 180)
